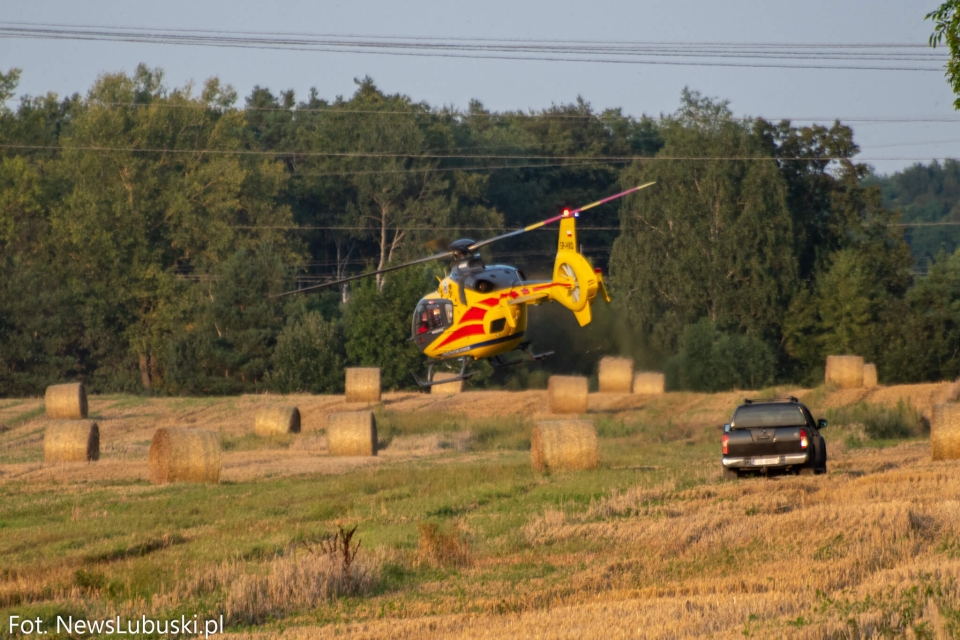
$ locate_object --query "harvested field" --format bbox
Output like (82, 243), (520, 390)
(1, 383), (958, 638)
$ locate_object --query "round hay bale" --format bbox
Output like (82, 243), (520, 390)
(825, 355), (864, 388)
(431, 372), (463, 396)
(598, 357), (633, 393)
(254, 406), (301, 436)
(345, 367), (381, 403)
(148, 428), (221, 484)
(633, 371), (666, 395)
(863, 363), (878, 389)
(327, 411), (377, 456)
(45, 382), (88, 419)
(44, 421), (99, 463)
(931, 403), (960, 461)
(548, 376), (588, 414)
(531, 420), (599, 472)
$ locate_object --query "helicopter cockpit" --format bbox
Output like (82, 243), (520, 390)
(412, 299), (454, 347)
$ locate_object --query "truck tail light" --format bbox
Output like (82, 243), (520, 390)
(722, 433), (729, 455)
(800, 428), (808, 449)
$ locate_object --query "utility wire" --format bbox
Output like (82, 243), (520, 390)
(0, 22), (944, 72)
(0, 143), (948, 163)
(0, 21), (936, 49)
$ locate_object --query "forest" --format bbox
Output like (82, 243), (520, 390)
(1, 64), (958, 396)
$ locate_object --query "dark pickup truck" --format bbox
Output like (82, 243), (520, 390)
(721, 397), (827, 478)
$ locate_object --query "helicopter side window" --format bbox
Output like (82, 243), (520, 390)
(413, 303), (430, 336)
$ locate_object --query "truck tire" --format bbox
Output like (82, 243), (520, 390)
(799, 436), (823, 476)
(816, 438), (828, 475)
(722, 466), (739, 480)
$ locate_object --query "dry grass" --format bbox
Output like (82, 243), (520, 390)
(416, 522), (472, 568)
(3, 383), (960, 639)
(222, 442), (960, 639)
(226, 531), (379, 624)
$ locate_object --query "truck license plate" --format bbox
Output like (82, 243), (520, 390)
(752, 457), (780, 465)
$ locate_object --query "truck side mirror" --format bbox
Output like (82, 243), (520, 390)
(818, 419), (827, 429)
(723, 423), (731, 433)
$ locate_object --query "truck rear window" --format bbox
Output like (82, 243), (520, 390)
(732, 404), (807, 428)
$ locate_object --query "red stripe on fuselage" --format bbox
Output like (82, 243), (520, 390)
(437, 323), (487, 348)
(458, 306), (487, 324)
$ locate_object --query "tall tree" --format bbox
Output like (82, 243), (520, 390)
(610, 90), (797, 358)
(48, 65), (300, 390)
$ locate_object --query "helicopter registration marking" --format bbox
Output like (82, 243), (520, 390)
(560, 241), (575, 250)
(442, 332), (526, 356)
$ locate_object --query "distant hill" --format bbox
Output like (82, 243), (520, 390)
(866, 160), (960, 271)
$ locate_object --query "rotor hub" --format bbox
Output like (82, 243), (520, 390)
(448, 238), (476, 258)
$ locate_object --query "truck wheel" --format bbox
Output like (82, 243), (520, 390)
(816, 438), (828, 475)
(799, 436), (822, 476)
(722, 467), (739, 480)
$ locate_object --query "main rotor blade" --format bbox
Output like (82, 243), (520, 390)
(468, 182), (656, 252)
(269, 250), (455, 299)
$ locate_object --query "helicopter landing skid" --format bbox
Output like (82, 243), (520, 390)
(489, 342), (554, 368)
(411, 357), (476, 388)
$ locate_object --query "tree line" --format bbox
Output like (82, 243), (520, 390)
(0, 65), (957, 396)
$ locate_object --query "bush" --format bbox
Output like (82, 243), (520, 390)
(667, 319), (776, 392)
(269, 312), (345, 393)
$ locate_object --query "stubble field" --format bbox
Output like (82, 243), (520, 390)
(1, 382), (959, 639)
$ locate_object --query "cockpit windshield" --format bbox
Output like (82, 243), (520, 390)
(412, 300), (454, 337)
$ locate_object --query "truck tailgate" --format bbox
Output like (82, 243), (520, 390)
(726, 427), (804, 458)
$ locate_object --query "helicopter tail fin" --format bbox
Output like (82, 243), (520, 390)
(549, 215), (609, 326)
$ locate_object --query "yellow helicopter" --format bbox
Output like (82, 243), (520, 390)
(275, 182), (655, 386)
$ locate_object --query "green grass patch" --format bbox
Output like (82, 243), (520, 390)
(6, 406), (45, 427)
(825, 400), (927, 441)
(376, 411), (531, 451)
(221, 432), (296, 452)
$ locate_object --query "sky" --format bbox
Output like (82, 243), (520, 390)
(0, 0), (956, 174)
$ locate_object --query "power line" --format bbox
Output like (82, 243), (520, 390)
(2, 143), (953, 163)
(0, 22), (944, 72)
(0, 21), (936, 50)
